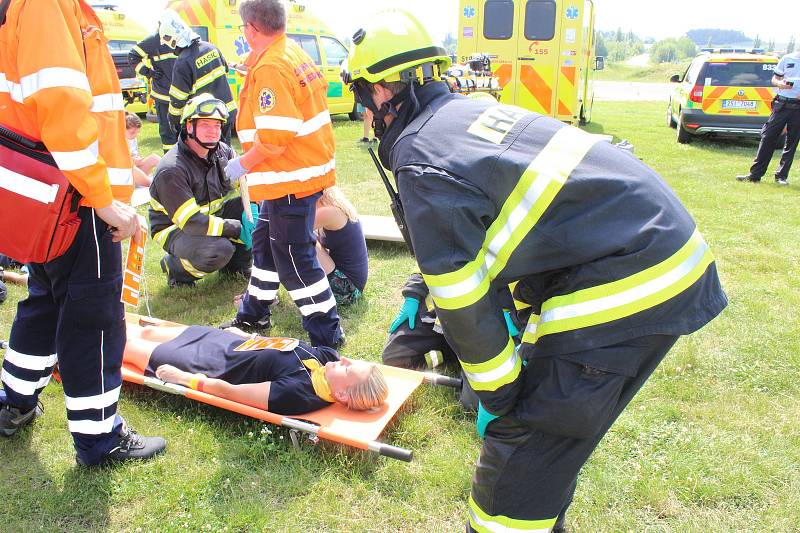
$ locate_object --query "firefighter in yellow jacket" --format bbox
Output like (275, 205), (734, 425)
(343, 10), (727, 532)
(221, 0), (342, 349)
(0, 0), (165, 465)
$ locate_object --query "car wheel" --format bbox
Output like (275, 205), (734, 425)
(676, 112), (692, 144)
(666, 100), (677, 128)
(348, 103), (363, 121)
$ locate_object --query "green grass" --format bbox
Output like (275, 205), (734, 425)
(595, 61), (691, 83)
(2, 103), (799, 531)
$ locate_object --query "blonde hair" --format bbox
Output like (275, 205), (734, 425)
(345, 364), (388, 411)
(319, 186), (359, 222)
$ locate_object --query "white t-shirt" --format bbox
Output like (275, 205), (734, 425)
(128, 137), (139, 159)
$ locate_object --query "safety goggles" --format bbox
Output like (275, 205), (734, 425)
(193, 99), (230, 121)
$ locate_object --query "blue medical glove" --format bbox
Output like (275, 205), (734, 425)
(503, 310), (519, 337)
(388, 296), (419, 333)
(225, 157), (248, 181)
(239, 203), (259, 250)
(476, 401), (500, 439)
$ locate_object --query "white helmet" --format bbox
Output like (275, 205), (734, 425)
(158, 9), (199, 49)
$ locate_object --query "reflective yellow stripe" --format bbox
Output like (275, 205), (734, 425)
(152, 225), (177, 248)
(460, 337), (521, 392)
(521, 314), (540, 345)
(168, 103), (183, 116)
(424, 127), (601, 310)
(207, 216), (224, 236)
(151, 92), (170, 102)
(536, 229), (714, 340)
(193, 66), (225, 92)
(153, 53), (178, 61)
(149, 197), (168, 215)
(226, 100), (237, 111)
(173, 198), (201, 228)
(468, 495), (556, 533)
(180, 258), (206, 279)
(131, 45), (146, 58)
(169, 85), (189, 100)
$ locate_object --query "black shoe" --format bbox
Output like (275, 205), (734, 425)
(736, 175), (761, 182)
(160, 256), (195, 288)
(775, 177), (789, 186)
(0, 402), (43, 437)
(219, 316), (271, 335)
(77, 424), (166, 466)
(358, 137), (370, 143)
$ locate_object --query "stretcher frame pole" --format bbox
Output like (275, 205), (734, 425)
(137, 374), (414, 462)
(422, 372), (462, 389)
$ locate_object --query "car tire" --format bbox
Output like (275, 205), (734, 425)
(348, 103), (363, 122)
(676, 112), (692, 144)
(666, 100), (677, 128)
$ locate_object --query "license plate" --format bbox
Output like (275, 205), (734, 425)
(722, 99), (757, 109)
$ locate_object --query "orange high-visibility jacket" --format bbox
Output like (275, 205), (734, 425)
(237, 34), (335, 201)
(0, 0), (133, 207)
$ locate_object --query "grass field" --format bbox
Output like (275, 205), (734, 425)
(595, 61), (691, 83)
(1, 101), (799, 532)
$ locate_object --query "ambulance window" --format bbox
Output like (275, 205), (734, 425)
(321, 36), (348, 67)
(288, 34), (322, 65)
(191, 26), (209, 42)
(483, 0), (514, 40)
(524, 0), (556, 41)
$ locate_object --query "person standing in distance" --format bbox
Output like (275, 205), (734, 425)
(221, 0), (343, 349)
(343, 10), (727, 532)
(737, 50), (800, 186)
(0, 0), (165, 465)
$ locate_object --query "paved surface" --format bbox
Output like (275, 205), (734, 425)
(594, 81), (672, 102)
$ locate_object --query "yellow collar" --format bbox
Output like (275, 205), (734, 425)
(304, 360), (335, 403)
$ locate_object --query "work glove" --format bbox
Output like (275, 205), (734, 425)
(388, 296), (419, 333)
(503, 310), (519, 337)
(225, 157), (248, 181)
(151, 69), (164, 80)
(476, 401), (500, 439)
(239, 203), (259, 250)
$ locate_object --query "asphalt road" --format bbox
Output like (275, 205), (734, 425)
(594, 81), (672, 101)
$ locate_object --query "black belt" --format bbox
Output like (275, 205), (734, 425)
(775, 95), (799, 103)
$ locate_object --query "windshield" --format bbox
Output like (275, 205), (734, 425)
(700, 61), (775, 87)
(108, 40), (136, 53)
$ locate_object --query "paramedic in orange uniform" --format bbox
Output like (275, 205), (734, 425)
(222, 0), (343, 349)
(0, 0), (165, 465)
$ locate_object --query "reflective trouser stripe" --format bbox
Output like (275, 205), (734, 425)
(297, 296), (336, 316)
(68, 414), (116, 435)
(64, 386), (121, 411)
(287, 277), (330, 301)
(251, 266), (279, 283)
(1, 368), (52, 397)
(247, 283), (278, 301)
(536, 229), (714, 340)
(3, 349), (57, 370)
(468, 495), (557, 533)
(153, 225), (177, 248)
(460, 336), (521, 392)
(425, 127), (601, 310)
(180, 258), (207, 279)
(425, 350), (443, 368)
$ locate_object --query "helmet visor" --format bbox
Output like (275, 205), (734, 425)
(194, 99), (229, 121)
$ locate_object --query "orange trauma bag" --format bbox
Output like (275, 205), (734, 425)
(0, 124), (81, 264)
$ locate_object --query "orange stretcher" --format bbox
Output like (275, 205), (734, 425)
(123, 314), (460, 462)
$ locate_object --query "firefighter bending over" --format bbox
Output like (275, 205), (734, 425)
(343, 10), (727, 532)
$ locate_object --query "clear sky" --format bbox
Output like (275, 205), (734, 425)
(118, 0), (797, 45)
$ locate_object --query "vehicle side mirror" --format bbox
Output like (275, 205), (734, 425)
(670, 74), (681, 83)
(595, 56), (604, 71)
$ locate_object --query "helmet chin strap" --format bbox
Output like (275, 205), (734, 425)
(355, 82), (412, 139)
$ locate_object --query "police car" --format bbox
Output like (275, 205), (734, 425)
(667, 50), (778, 143)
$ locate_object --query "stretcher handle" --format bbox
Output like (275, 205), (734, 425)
(374, 442), (413, 462)
(422, 372), (462, 389)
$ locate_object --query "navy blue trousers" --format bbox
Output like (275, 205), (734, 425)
(1, 208), (124, 464)
(237, 193), (341, 347)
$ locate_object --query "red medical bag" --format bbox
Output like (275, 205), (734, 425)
(0, 124), (81, 264)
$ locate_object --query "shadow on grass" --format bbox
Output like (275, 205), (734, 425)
(1, 429), (113, 531)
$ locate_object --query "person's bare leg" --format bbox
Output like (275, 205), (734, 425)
(315, 242), (335, 275)
(139, 325), (189, 343)
(1, 271), (28, 285)
(139, 154), (160, 174)
(123, 337), (161, 374)
(155, 365), (270, 410)
(133, 165), (152, 187)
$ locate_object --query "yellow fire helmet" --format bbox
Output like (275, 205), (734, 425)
(180, 93), (229, 125)
(342, 9), (451, 86)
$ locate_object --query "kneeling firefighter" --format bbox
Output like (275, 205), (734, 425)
(149, 93), (254, 287)
(342, 10), (728, 532)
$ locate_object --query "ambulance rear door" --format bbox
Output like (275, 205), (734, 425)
(514, 0), (562, 116)
(461, 0), (521, 106)
(552, 0), (584, 122)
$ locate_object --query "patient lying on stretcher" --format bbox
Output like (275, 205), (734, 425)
(124, 323), (388, 415)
